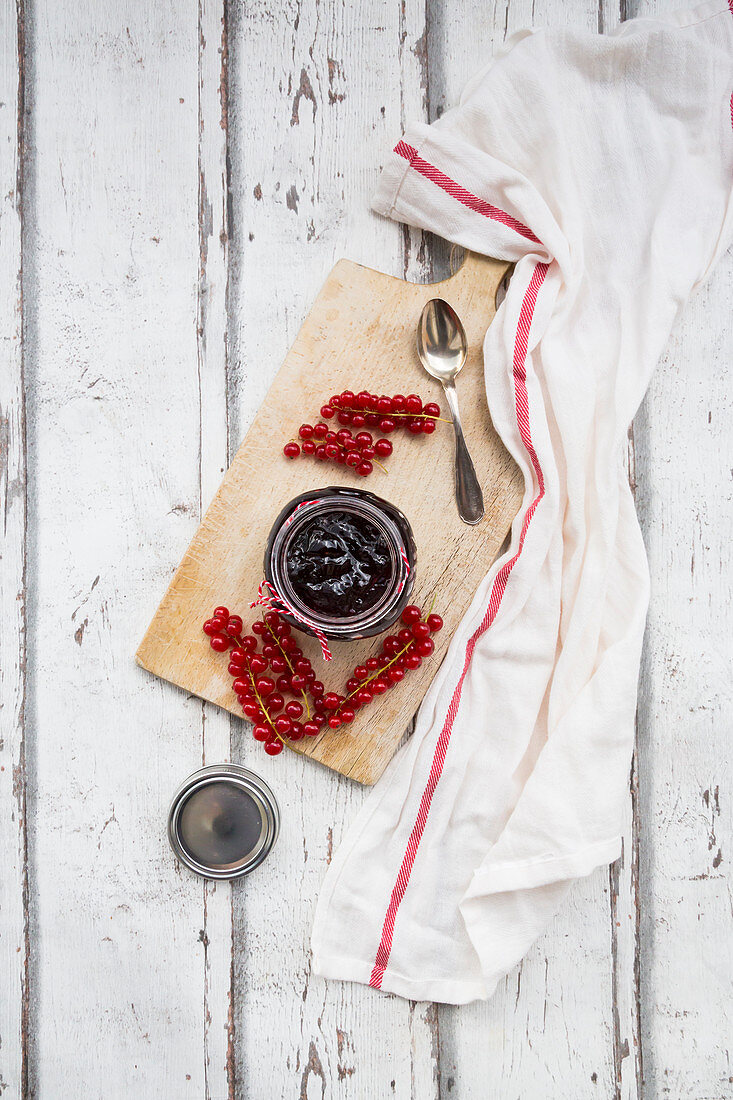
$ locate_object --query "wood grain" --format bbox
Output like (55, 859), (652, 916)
(136, 250), (520, 784)
(0, 1), (28, 1095)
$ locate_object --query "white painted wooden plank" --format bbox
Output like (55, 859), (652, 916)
(197, 1), (235, 1096)
(634, 258), (733, 1098)
(0, 1), (28, 1095)
(627, 1), (732, 1094)
(425, 0), (633, 1094)
(226, 0), (441, 1095)
(26, 1), (216, 1094)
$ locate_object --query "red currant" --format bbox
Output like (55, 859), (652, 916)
(422, 420), (436, 434)
(313, 422), (328, 439)
(388, 667), (404, 684)
(407, 418), (424, 434)
(351, 412), (366, 427)
(374, 439), (393, 457)
(411, 621), (431, 639)
(285, 701), (303, 719)
(249, 655), (268, 674)
(213, 606), (229, 619)
(405, 394), (422, 414)
(365, 657), (380, 671)
(423, 402), (440, 418)
(354, 666), (368, 681)
(379, 418), (396, 433)
(302, 439), (317, 454)
(401, 605), (421, 625)
(324, 443), (339, 459)
(392, 394), (406, 412)
(323, 692), (340, 710)
(241, 635), (257, 652)
(371, 678), (388, 695)
(427, 614), (443, 632)
(417, 637), (435, 656)
(299, 424), (314, 439)
(328, 715), (342, 729)
(268, 693), (284, 713)
(320, 404), (335, 419)
(340, 708), (356, 723)
(274, 716), (292, 735)
(337, 411), (352, 426)
(357, 461), (372, 476)
(264, 740), (283, 756)
(405, 652), (422, 669)
(377, 396), (393, 415)
(210, 634), (229, 652)
(283, 442), (300, 459)
(303, 722), (320, 737)
(315, 445), (328, 460)
(340, 389), (355, 406)
(289, 722), (305, 741)
(310, 680), (325, 698)
(252, 725), (270, 742)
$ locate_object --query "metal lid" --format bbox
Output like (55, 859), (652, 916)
(167, 764), (280, 880)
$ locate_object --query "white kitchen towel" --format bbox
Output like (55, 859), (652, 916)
(311, 1), (733, 1004)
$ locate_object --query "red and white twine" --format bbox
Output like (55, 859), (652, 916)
(250, 579), (334, 662)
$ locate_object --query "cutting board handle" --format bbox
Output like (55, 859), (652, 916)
(423, 247), (509, 303)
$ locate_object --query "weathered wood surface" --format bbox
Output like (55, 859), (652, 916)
(136, 250), (520, 785)
(0, 0), (731, 1098)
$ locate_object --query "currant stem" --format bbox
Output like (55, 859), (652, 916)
(342, 409), (452, 424)
(335, 619), (429, 715)
(264, 620), (311, 718)
(245, 665), (284, 745)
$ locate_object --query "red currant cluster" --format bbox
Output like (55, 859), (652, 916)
(282, 390), (443, 478)
(203, 606), (324, 756)
(311, 604), (443, 730)
(203, 602), (443, 756)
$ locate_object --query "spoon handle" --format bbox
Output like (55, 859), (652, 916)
(442, 381), (485, 525)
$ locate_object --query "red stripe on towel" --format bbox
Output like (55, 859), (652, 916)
(369, 259), (550, 990)
(394, 140), (542, 245)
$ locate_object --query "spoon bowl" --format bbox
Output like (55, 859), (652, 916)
(417, 298), (468, 382)
(416, 298), (484, 525)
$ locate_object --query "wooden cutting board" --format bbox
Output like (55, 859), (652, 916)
(136, 251), (522, 784)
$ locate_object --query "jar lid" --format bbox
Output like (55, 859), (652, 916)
(167, 764), (279, 880)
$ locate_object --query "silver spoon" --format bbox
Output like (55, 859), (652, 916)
(416, 298), (484, 525)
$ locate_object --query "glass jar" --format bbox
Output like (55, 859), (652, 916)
(264, 486), (416, 641)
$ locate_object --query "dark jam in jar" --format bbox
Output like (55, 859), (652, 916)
(264, 486), (416, 641)
(286, 510), (392, 618)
